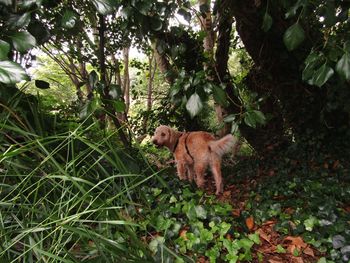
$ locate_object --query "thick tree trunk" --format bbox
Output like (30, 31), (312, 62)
(226, 0), (322, 151)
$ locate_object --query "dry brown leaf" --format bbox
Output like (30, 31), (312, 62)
(260, 244), (277, 253)
(246, 216), (254, 231)
(292, 257), (304, 263)
(268, 259), (284, 263)
(284, 236), (308, 249)
(232, 209), (241, 217)
(303, 246), (315, 257)
(263, 220), (276, 226)
(179, 229), (188, 240)
(324, 162), (329, 169)
(257, 228), (270, 243)
(223, 190), (231, 198)
(333, 160), (340, 169)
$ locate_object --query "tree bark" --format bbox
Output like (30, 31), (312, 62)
(142, 52), (157, 134)
(122, 46), (130, 115)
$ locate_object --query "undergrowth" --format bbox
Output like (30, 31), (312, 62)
(1, 90), (349, 262)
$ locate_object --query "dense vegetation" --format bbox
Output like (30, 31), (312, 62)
(0, 0), (349, 262)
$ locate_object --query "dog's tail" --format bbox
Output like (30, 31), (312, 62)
(208, 134), (238, 157)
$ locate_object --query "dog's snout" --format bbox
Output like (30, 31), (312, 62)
(152, 138), (158, 145)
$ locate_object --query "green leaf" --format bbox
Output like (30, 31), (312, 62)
(8, 12), (31, 29)
(335, 52), (350, 81)
(244, 112), (257, 128)
(244, 110), (266, 128)
(285, 0), (306, 19)
(135, 1), (152, 15)
(283, 23), (305, 51)
(0, 0), (11, 5)
(28, 21), (50, 45)
(276, 244), (286, 253)
(231, 123), (239, 134)
(79, 98), (100, 119)
(91, 0), (118, 15)
(35, 79), (50, 89)
(262, 12), (273, 32)
(89, 70), (99, 89)
(10, 31), (36, 52)
(252, 110), (266, 125)
(61, 10), (77, 29)
(151, 17), (163, 31)
(149, 236), (165, 253)
(195, 205), (207, 219)
(238, 238), (254, 251)
(114, 100), (126, 112)
(0, 61), (29, 84)
(248, 233), (261, 244)
(0, 40), (10, 60)
(199, 3), (210, 14)
(317, 258), (327, 263)
(224, 114), (236, 123)
(109, 84), (122, 99)
(309, 63), (334, 87)
(304, 216), (318, 231)
(186, 93), (203, 118)
(292, 247), (299, 256)
(178, 8), (191, 22)
(212, 85), (228, 106)
(344, 41), (350, 53)
(302, 52), (323, 81)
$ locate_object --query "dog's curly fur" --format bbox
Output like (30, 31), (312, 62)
(151, 125), (238, 195)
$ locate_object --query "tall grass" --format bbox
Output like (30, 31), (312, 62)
(0, 99), (160, 262)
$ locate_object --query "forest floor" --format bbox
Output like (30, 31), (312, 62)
(145, 147), (350, 263)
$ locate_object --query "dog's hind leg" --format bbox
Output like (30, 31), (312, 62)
(187, 164), (195, 182)
(210, 155), (223, 195)
(176, 161), (187, 180)
(194, 162), (206, 189)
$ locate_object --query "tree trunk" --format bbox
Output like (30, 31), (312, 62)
(98, 14), (129, 147)
(142, 52), (157, 134)
(122, 46), (130, 115)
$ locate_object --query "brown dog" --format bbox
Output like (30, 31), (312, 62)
(151, 125), (238, 195)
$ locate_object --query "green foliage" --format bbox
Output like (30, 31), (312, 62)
(0, 61), (29, 84)
(170, 70), (228, 118)
(283, 23), (305, 51)
(0, 92), (157, 261)
(136, 178), (261, 262)
(241, 137), (350, 262)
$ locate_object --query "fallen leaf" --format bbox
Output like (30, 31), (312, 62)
(257, 228), (270, 243)
(263, 220), (276, 226)
(232, 209), (241, 217)
(284, 236), (308, 249)
(223, 190), (231, 197)
(333, 160), (340, 169)
(323, 162), (329, 169)
(179, 229), (188, 240)
(225, 233), (232, 240)
(292, 257), (304, 263)
(246, 216), (255, 231)
(268, 259), (284, 263)
(303, 246), (315, 257)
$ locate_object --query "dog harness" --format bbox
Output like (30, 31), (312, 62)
(173, 133), (194, 161)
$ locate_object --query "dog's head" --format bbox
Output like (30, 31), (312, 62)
(151, 125), (172, 148)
